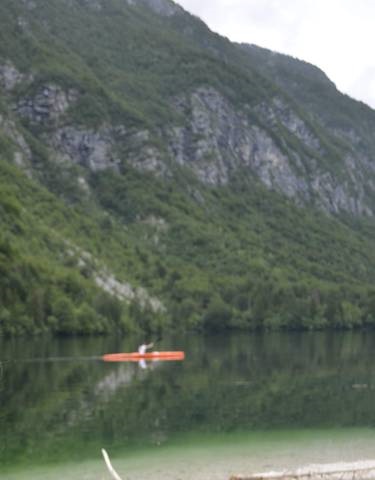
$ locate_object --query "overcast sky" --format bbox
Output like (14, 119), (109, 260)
(177, 0), (375, 109)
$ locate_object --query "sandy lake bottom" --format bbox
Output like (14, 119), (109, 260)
(3, 429), (375, 480)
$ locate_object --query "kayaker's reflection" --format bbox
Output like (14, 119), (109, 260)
(139, 358), (147, 369)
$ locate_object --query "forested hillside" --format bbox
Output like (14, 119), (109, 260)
(1, 0), (375, 335)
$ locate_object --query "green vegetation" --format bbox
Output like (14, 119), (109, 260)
(92, 168), (375, 332)
(0, 159), (135, 335)
(2, 149), (375, 336)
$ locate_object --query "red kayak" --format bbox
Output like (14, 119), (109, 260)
(102, 351), (185, 362)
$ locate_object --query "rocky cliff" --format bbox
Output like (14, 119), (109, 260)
(2, 58), (374, 216)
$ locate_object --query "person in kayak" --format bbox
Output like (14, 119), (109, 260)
(138, 342), (154, 355)
(138, 342), (154, 370)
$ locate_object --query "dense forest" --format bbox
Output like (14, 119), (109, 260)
(2, 153), (375, 336)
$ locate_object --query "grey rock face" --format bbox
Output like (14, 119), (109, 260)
(0, 62), (27, 91)
(65, 242), (165, 313)
(0, 114), (33, 175)
(255, 97), (322, 153)
(0, 115), (31, 158)
(165, 87), (372, 215)
(50, 122), (167, 175)
(17, 17), (29, 31)
(4, 70), (373, 216)
(16, 85), (78, 124)
(94, 268), (166, 313)
(124, 129), (167, 176)
(50, 126), (120, 172)
(311, 172), (371, 216)
(167, 87), (304, 194)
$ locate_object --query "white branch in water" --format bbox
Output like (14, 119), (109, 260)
(101, 448), (123, 480)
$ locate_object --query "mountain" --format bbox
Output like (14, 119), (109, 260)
(1, 0), (375, 335)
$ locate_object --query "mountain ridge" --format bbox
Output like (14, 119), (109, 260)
(1, 0), (375, 335)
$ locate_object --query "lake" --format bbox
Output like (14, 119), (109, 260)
(1, 331), (375, 480)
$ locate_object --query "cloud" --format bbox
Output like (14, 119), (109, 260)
(177, 0), (375, 108)
(349, 66), (375, 108)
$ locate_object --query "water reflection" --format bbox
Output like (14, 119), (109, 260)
(1, 332), (375, 469)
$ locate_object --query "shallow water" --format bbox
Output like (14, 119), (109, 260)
(1, 332), (375, 479)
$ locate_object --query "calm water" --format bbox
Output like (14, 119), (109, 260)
(1, 332), (375, 479)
